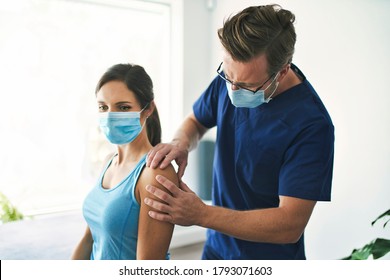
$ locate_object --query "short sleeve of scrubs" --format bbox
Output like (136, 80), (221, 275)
(193, 76), (223, 129)
(279, 119), (334, 200)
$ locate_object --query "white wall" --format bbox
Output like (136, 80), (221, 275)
(181, 0), (390, 259)
(180, 0), (216, 192)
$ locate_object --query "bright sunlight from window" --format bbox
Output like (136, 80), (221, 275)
(0, 0), (176, 215)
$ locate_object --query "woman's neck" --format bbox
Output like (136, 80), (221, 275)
(115, 133), (152, 165)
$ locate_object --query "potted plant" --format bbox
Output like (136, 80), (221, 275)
(342, 209), (390, 259)
(0, 191), (24, 224)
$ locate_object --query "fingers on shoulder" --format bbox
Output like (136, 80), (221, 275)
(141, 164), (179, 195)
(159, 164), (179, 184)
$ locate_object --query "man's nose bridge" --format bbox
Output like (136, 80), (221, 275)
(231, 83), (240, 90)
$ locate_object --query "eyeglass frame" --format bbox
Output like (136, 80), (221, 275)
(216, 62), (276, 94)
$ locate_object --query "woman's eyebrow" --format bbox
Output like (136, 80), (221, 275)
(115, 101), (133, 105)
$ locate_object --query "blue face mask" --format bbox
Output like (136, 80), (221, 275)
(99, 107), (146, 145)
(226, 74), (279, 108)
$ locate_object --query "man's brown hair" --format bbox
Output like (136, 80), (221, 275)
(218, 4), (296, 75)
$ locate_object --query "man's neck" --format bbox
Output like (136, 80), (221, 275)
(273, 67), (302, 98)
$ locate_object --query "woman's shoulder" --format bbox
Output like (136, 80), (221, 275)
(136, 163), (179, 198)
(140, 163), (179, 186)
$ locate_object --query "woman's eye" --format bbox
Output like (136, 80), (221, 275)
(119, 106), (131, 111)
(98, 105), (108, 111)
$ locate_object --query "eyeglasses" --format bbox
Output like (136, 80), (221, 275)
(216, 62), (275, 94)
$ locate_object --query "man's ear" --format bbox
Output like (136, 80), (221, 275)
(278, 64), (290, 81)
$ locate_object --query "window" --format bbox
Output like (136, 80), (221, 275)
(0, 0), (180, 215)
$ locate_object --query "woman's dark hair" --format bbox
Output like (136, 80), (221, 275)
(95, 63), (161, 146)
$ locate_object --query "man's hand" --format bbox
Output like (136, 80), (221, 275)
(144, 175), (206, 226)
(146, 142), (189, 179)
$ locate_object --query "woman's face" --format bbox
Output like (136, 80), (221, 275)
(96, 80), (142, 113)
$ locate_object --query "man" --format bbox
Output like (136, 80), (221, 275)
(144, 4), (334, 260)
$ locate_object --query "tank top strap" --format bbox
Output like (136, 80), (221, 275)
(125, 153), (147, 204)
(131, 153), (148, 181)
(97, 153), (118, 183)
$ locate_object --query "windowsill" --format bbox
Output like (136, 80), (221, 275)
(0, 210), (206, 259)
(170, 225), (206, 249)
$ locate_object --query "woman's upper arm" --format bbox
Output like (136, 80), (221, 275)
(71, 226), (93, 259)
(136, 164), (179, 260)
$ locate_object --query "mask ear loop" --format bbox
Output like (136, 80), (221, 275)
(140, 102), (151, 129)
(140, 103), (149, 113)
(264, 73), (280, 103)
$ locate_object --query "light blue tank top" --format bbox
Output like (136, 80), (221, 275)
(83, 153), (147, 260)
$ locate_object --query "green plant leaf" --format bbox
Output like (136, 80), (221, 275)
(371, 209), (390, 228)
(371, 238), (390, 259)
(342, 238), (390, 260)
(0, 191), (24, 224)
(342, 242), (373, 260)
(342, 209), (390, 260)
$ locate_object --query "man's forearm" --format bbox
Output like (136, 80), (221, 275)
(199, 197), (316, 244)
(172, 114), (207, 152)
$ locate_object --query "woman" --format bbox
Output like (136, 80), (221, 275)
(71, 64), (178, 260)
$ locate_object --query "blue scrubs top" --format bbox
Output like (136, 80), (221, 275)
(193, 64), (334, 260)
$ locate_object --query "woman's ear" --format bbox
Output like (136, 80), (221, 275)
(145, 100), (156, 118)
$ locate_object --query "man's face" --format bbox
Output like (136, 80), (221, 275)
(221, 52), (274, 93)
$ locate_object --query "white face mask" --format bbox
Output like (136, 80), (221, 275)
(226, 73), (279, 108)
